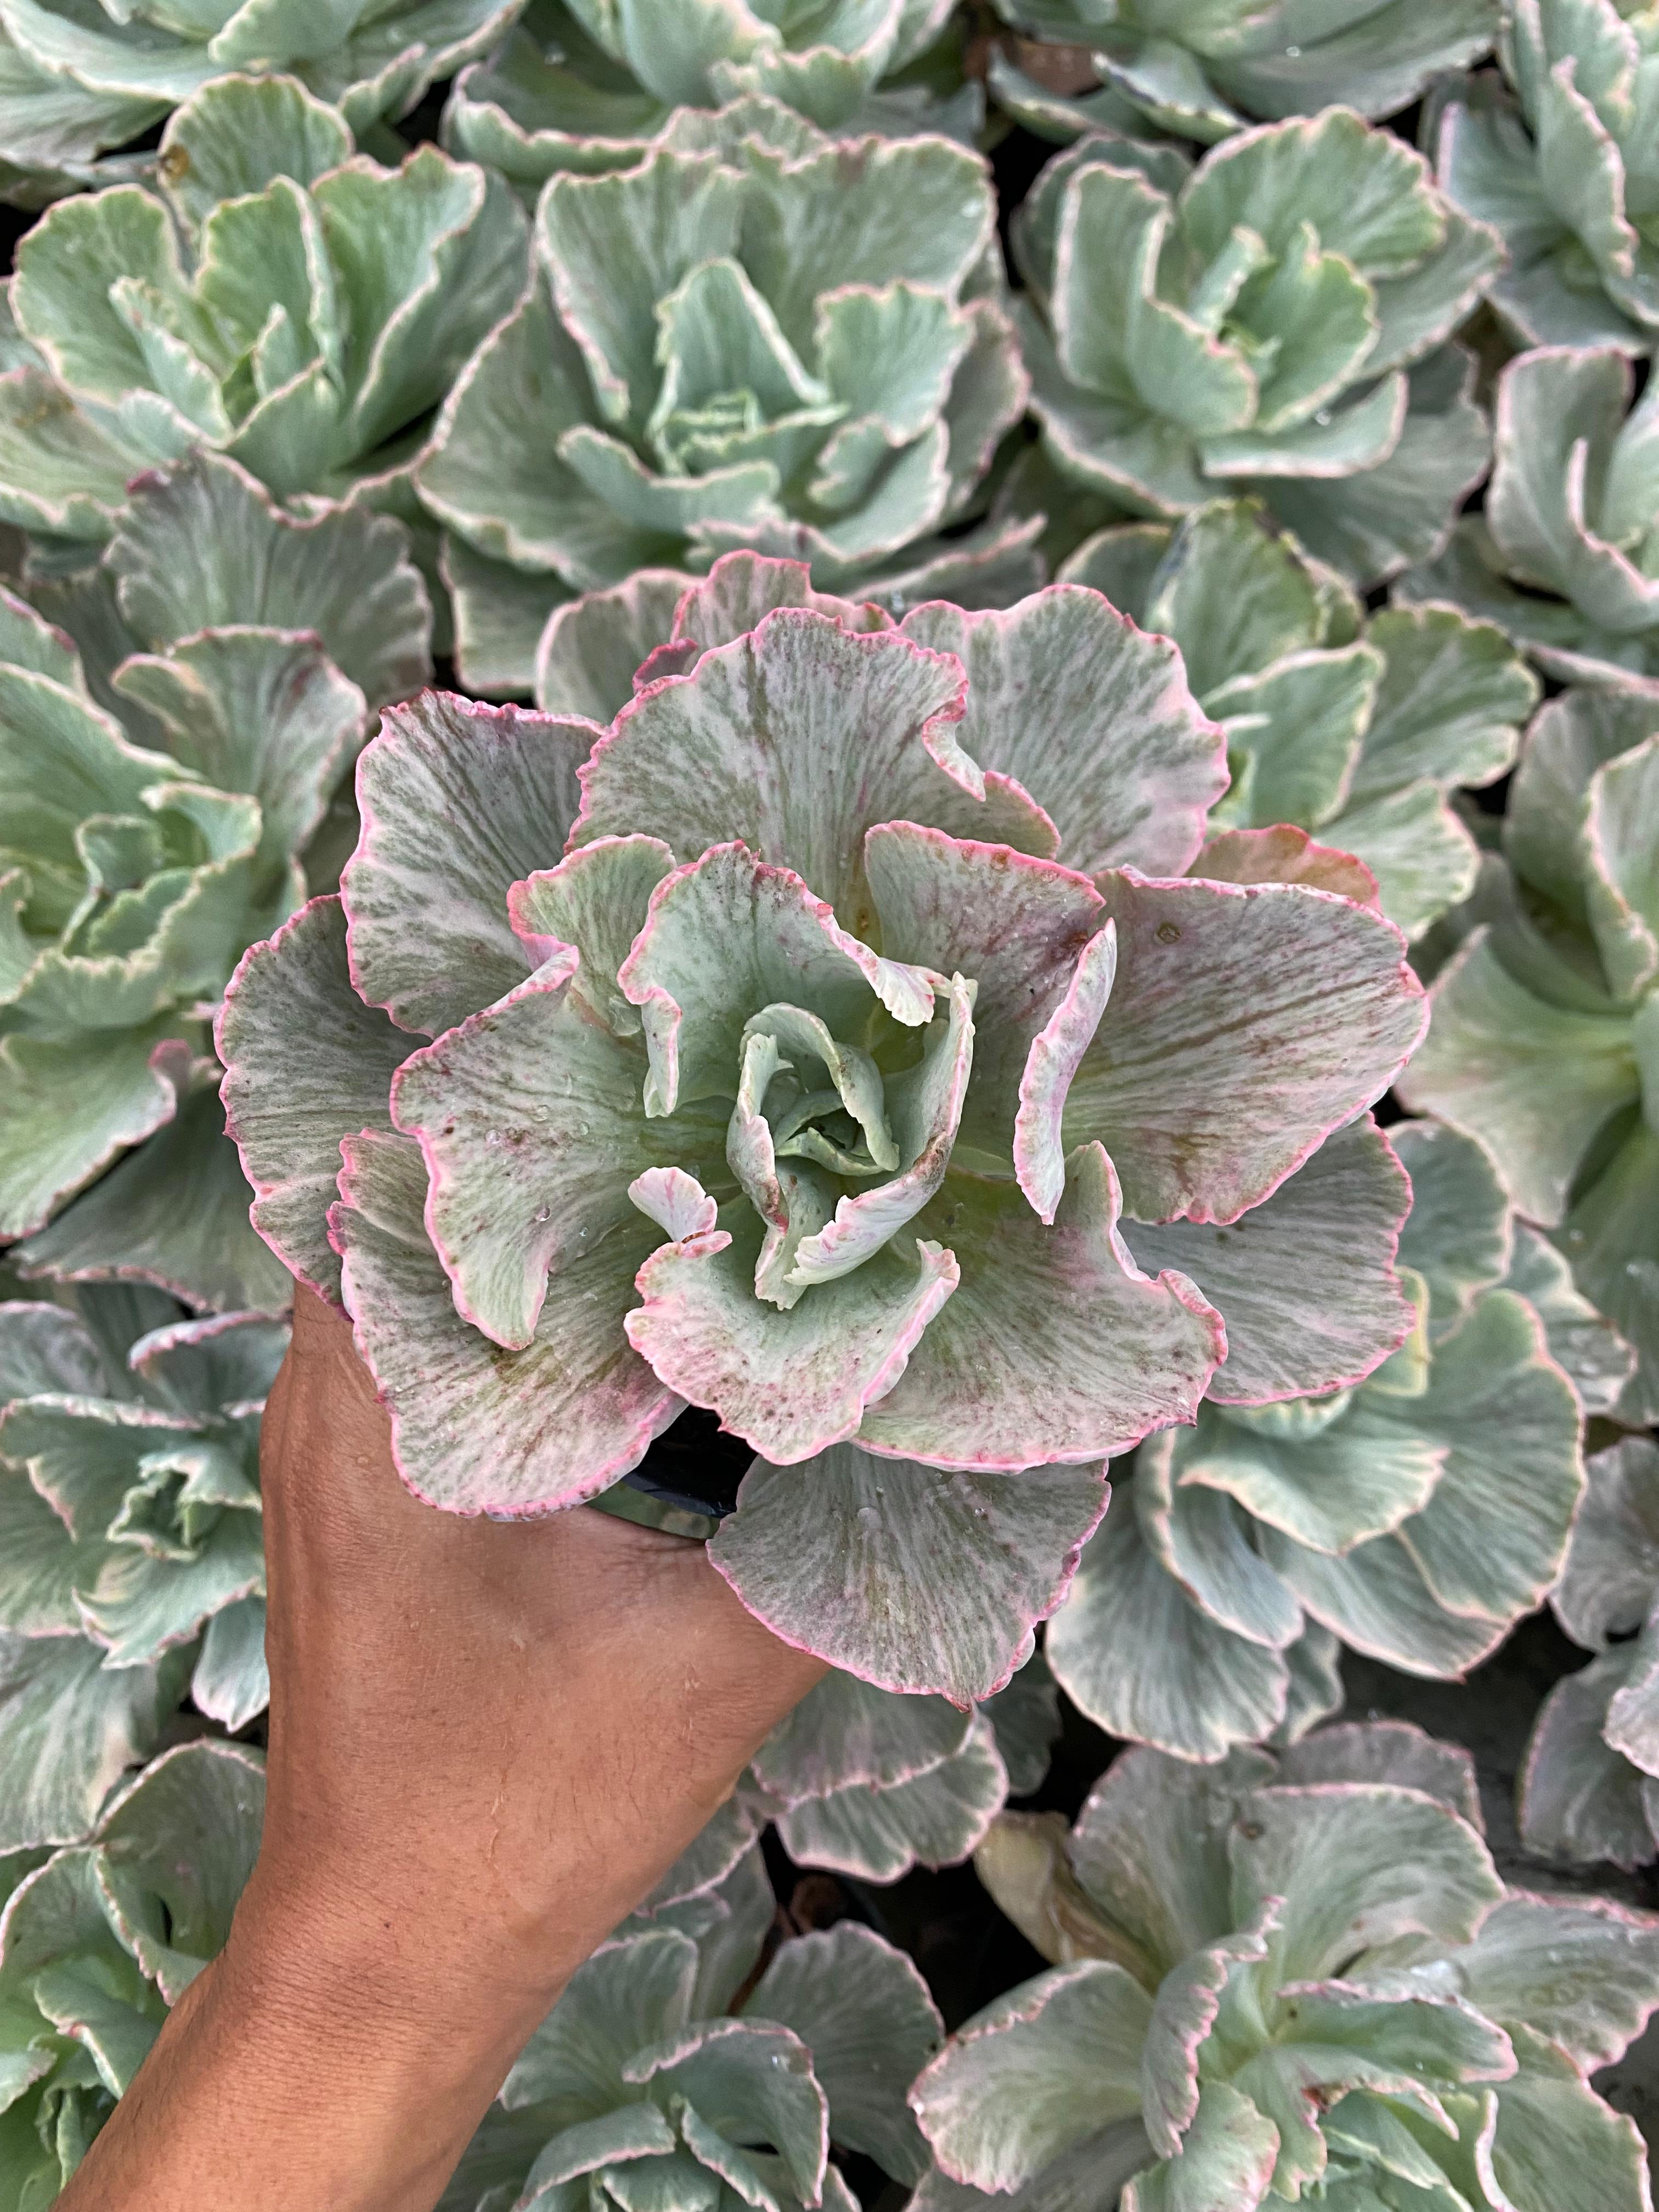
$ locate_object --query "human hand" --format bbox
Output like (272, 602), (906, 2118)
(59, 1284), (826, 2211)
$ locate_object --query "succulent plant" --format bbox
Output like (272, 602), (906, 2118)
(0, 1739), (262, 2203)
(1400, 345), (1659, 693)
(443, 0), (976, 200)
(716, 1654), (1062, 1886)
(0, 0), (523, 208)
(1058, 499), (1539, 940)
(987, 0), (1497, 147)
(1520, 1435), (1659, 1869)
(917, 1723), (1659, 2212)
(215, 552), (1426, 1701)
(0, 72), (528, 577)
(1012, 111), (1502, 590)
(1397, 684), (1659, 1425)
(442, 1837), (941, 2212)
(414, 98), (1037, 696)
(0, 443), (430, 1313)
(1434, 0), (1659, 353)
(0, 1284), (284, 1850)
(1046, 1120), (1613, 1762)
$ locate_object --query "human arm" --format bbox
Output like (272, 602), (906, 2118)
(57, 1283), (826, 2211)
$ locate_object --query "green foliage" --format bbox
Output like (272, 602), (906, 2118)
(0, 444), (428, 1305)
(445, 1842), (942, 2210)
(0, 1740), (262, 2202)
(988, 0), (1497, 146)
(1435, 0), (1659, 352)
(444, 0), (976, 196)
(417, 96), (1031, 692)
(1011, 110), (1503, 587)
(0, 74), (528, 573)
(0, 0), (521, 207)
(1047, 1120), (1615, 1760)
(1063, 498), (1538, 938)
(1522, 1435), (1659, 1866)
(0, 1286), (284, 1849)
(924, 1725), (1659, 2212)
(1398, 685), (1659, 1423)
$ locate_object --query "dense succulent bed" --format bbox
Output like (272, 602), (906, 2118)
(3, 0), (1659, 2203)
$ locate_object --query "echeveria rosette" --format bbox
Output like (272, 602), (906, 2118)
(1046, 1120), (1606, 1764)
(0, 445), (430, 1315)
(1434, 0), (1659, 354)
(444, 1838), (941, 2212)
(415, 99), (1035, 697)
(0, 1283), (284, 1850)
(0, 0), (523, 208)
(914, 1723), (1659, 2212)
(216, 558), (1427, 1700)
(0, 1739), (262, 2202)
(1520, 1436), (1659, 1870)
(0, 72), (529, 572)
(1060, 499), (1539, 940)
(442, 0), (976, 198)
(1400, 345), (1659, 693)
(726, 1653), (1062, 1885)
(1397, 685), (1659, 1424)
(1012, 110), (1503, 591)
(987, 0), (1496, 147)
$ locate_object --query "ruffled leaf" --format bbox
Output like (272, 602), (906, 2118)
(216, 895), (412, 1303)
(709, 1443), (1107, 1701)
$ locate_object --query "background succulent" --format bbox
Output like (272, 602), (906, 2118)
(1398, 684), (1659, 1425)
(0, 1739), (262, 2204)
(919, 1723), (1659, 2212)
(442, 1837), (943, 2211)
(988, 0), (1497, 147)
(0, 72), (528, 607)
(1010, 109), (1503, 592)
(1046, 1120), (1619, 1762)
(415, 98), (1033, 693)
(0, 0), (522, 207)
(0, 1285), (284, 1851)
(1521, 1436), (1659, 1869)
(1402, 345), (1659, 693)
(1434, 0), (1659, 353)
(714, 1655), (1061, 1886)
(1059, 498), (1539, 940)
(442, 0), (976, 199)
(0, 444), (429, 1313)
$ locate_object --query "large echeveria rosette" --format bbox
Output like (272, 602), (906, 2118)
(1046, 1120), (1613, 1763)
(442, 0), (977, 198)
(1397, 684), (1659, 1424)
(415, 99), (1036, 696)
(916, 1723), (1659, 2212)
(216, 556), (1427, 1701)
(986, 0), (1497, 148)
(0, 443), (431, 1314)
(0, 0), (524, 208)
(0, 1740), (262, 2202)
(1059, 497), (1538, 940)
(0, 72), (529, 583)
(1011, 109), (1503, 590)
(1400, 344), (1659, 693)
(0, 1283), (285, 1850)
(1433, 0), (1659, 354)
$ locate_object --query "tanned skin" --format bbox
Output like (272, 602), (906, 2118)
(58, 1283), (826, 2212)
